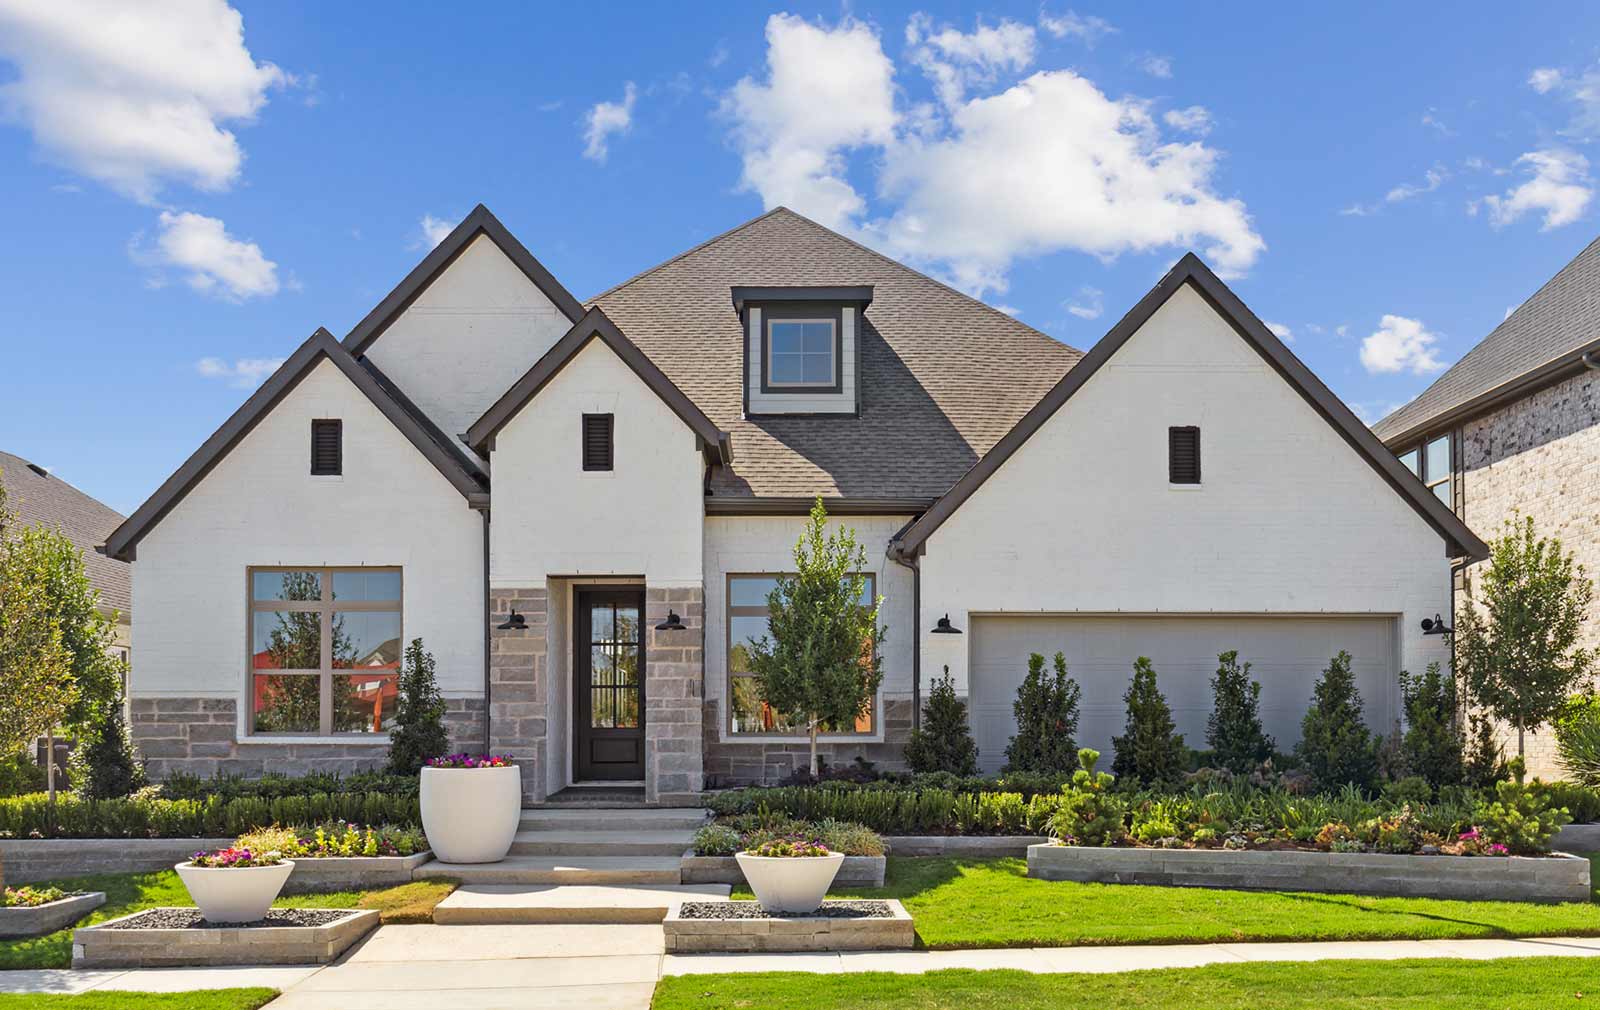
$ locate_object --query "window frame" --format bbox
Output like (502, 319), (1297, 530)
(1399, 434), (1455, 512)
(246, 566), (402, 738)
(725, 571), (877, 738)
(760, 304), (843, 394)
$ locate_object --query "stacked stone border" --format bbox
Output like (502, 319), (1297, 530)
(73, 907), (380, 968)
(680, 852), (885, 887)
(0, 892), (105, 938)
(281, 851), (434, 893)
(884, 836), (1045, 857)
(663, 899), (914, 952)
(1, 839), (234, 885)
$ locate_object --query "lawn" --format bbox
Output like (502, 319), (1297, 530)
(0, 991), (276, 1010)
(651, 957), (1600, 1010)
(730, 856), (1600, 948)
(0, 870), (456, 970)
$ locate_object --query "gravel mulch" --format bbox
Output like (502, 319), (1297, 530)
(100, 908), (356, 930)
(679, 900), (895, 920)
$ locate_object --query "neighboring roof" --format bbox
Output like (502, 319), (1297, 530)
(590, 207), (1082, 500)
(466, 306), (732, 464)
(343, 203), (586, 356)
(0, 451), (130, 619)
(103, 329), (487, 562)
(1373, 234), (1600, 445)
(890, 254), (1490, 562)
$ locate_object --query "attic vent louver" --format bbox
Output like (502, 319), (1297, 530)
(311, 419), (342, 475)
(1168, 426), (1200, 484)
(582, 413), (614, 472)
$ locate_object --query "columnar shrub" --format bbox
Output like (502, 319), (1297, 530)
(1205, 650), (1274, 773)
(1397, 663), (1465, 788)
(1003, 652), (1081, 774)
(1111, 657), (1187, 786)
(904, 667), (979, 775)
(1296, 651), (1378, 791)
(386, 638), (450, 776)
(68, 692), (147, 799)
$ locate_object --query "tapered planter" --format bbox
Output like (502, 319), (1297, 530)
(175, 860), (295, 923)
(736, 852), (846, 914)
(421, 764), (521, 864)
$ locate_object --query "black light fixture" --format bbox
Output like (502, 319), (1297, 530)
(496, 609), (527, 631)
(1420, 613), (1453, 637)
(655, 610), (687, 631)
(932, 613), (963, 635)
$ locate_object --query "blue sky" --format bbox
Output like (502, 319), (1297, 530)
(3, 2), (1599, 515)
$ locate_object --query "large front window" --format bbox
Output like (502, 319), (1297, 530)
(726, 573), (874, 735)
(249, 567), (401, 736)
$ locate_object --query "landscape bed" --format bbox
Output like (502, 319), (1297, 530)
(0, 890), (105, 938)
(664, 899), (914, 952)
(72, 906), (380, 967)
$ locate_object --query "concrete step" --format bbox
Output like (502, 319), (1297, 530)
(416, 855), (685, 885)
(518, 807), (709, 833)
(509, 830), (694, 857)
(432, 883), (731, 925)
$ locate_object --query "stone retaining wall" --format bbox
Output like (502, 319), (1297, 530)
(73, 907), (380, 967)
(0, 892), (105, 938)
(0, 838), (234, 885)
(884, 835), (1046, 857)
(663, 900), (914, 952)
(281, 851), (433, 893)
(1027, 843), (1592, 903)
(1553, 823), (1600, 852)
(679, 853), (885, 887)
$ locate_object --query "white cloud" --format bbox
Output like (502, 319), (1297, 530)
(1360, 315), (1445, 375)
(1264, 320), (1292, 343)
(1137, 54), (1172, 79)
(1474, 149), (1592, 230)
(1163, 105), (1211, 136)
(1385, 164), (1448, 203)
(1038, 9), (1113, 43)
(196, 355), (283, 387)
(1351, 399), (1410, 425)
(1065, 285), (1103, 319)
(1526, 62), (1600, 139)
(1529, 67), (1562, 94)
(416, 213), (456, 249)
(139, 210), (279, 300)
(906, 14), (1036, 109)
(1419, 108), (1451, 135)
(0, 0), (286, 203)
(582, 81), (637, 163)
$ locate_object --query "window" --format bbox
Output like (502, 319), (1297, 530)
(582, 413), (614, 472)
(1397, 436), (1453, 509)
(310, 420), (342, 475)
(766, 319), (837, 388)
(726, 573), (875, 735)
(1168, 426), (1201, 484)
(249, 567), (401, 736)
(1398, 448), (1420, 477)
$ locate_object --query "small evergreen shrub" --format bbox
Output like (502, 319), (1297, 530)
(1048, 748), (1126, 846)
(1555, 692), (1600, 788)
(1473, 757), (1572, 854)
(904, 667), (979, 775)
(1296, 651), (1378, 792)
(1205, 650), (1274, 774)
(1463, 707), (1508, 788)
(386, 638), (450, 776)
(1111, 657), (1187, 786)
(1003, 652), (1081, 774)
(68, 695), (147, 799)
(1397, 662), (1466, 788)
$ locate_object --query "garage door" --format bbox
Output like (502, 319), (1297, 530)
(968, 615), (1398, 774)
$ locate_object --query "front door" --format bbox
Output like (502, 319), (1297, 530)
(574, 588), (646, 781)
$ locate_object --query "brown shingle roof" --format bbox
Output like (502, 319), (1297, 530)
(590, 208), (1082, 499)
(0, 450), (130, 620)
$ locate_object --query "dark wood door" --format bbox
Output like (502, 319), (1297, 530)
(574, 588), (646, 781)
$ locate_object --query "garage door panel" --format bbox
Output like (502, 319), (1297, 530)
(969, 615), (1397, 775)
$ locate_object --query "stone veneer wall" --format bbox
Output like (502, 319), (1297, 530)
(646, 586), (705, 805)
(129, 696), (485, 780)
(701, 697), (913, 787)
(1460, 366), (1600, 777)
(488, 587), (549, 804)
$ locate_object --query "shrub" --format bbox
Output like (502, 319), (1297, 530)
(815, 819), (885, 856)
(1473, 758), (1572, 854)
(1397, 663), (1465, 788)
(1462, 708), (1507, 789)
(1205, 650), (1274, 774)
(0, 751), (44, 798)
(69, 694), (146, 799)
(1048, 748), (1126, 847)
(692, 823), (741, 856)
(1554, 692), (1600, 788)
(1296, 651), (1378, 792)
(159, 769), (417, 801)
(904, 667), (979, 776)
(0, 789), (419, 839)
(1112, 657), (1187, 786)
(386, 638), (450, 776)
(1532, 780), (1600, 824)
(1003, 652), (1081, 774)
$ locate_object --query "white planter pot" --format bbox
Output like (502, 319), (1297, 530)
(175, 860), (295, 923)
(735, 852), (845, 914)
(420, 764), (522, 864)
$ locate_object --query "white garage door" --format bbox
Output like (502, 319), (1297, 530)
(968, 615), (1398, 774)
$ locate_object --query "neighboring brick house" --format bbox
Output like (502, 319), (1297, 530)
(1374, 235), (1600, 777)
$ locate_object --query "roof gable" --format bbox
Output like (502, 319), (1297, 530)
(466, 306), (731, 463)
(890, 253), (1489, 561)
(103, 329), (486, 561)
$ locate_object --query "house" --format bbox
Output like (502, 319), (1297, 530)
(1374, 235), (1600, 777)
(102, 205), (1484, 802)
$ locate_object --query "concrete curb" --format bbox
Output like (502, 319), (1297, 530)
(0, 891), (106, 938)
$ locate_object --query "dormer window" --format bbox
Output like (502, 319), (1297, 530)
(733, 285), (872, 416)
(766, 317), (839, 390)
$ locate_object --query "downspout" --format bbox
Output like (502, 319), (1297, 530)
(481, 508), (492, 754)
(889, 545), (921, 733)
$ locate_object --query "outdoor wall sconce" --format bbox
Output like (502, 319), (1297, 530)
(496, 609), (527, 631)
(932, 613), (963, 634)
(655, 610), (687, 631)
(1420, 613), (1453, 637)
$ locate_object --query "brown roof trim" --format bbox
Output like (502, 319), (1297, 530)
(102, 328), (486, 562)
(1376, 336), (1600, 450)
(705, 495), (931, 516)
(465, 306), (733, 465)
(889, 253), (1489, 563)
(730, 285), (874, 314)
(343, 204), (585, 355)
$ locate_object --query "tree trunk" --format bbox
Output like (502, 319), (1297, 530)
(1517, 722), (1525, 758)
(45, 730), (55, 803)
(808, 719), (820, 778)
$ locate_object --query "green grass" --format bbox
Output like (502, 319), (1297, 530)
(0, 991), (276, 1010)
(650, 957), (1600, 1009)
(730, 856), (1600, 949)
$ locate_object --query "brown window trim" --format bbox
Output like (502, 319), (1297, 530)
(758, 303), (845, 395)
(1401, 432), (1457, 515)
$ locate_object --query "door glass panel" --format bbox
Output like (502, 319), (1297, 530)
(616, 646), (639, 686)
(591, 646), (614, 687)
(615, 606), (639, 646)
(591, 605), (614, 643)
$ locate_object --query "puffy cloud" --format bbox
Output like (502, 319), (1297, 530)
(583, 81), (637, 163)
(1474, 149), (1593, 230)
(416, 214), (456, 249)
(1529, 67), (1562, 94)
(1163, 105), (1211, 136)
(196, 355), (284, 387)
(906, 13), (1036, 109)
(1264, 320), (1292, 343)
(1038, 9), (1114, 44)
(140, 210), (279, 300)
(0, 0), (286, 203)
(1360, 315), (1445, 375)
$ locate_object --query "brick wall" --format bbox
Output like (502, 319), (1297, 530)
(701, 697), (913, 787)
(646, 586), (705, 805)
(488, 587), (549, 804)
(1459, 366), (1600, 777)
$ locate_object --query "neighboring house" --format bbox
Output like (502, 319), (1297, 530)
(1, 449), (132, 665)
(102, 205), (1484, 803)
(1374, 235), (1600, 777)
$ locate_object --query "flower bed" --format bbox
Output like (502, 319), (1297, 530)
(236, 823), (432, 893)
(0, 886), (106, 938)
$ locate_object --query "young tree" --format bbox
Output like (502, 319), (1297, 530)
(1205, 650), (1275, 773)
(1397, 662), (1465, 788)
(1112, 657), (1187, 785)
(69, 689), (146, 799)
(1296, 650), (1378, 791)
(1456, 516), (1596, 757)
(386, 638), (450, 775)
(747, 498), (886, 776)
(1003, 651), (1082, 773)
(904, 665), (979, 775)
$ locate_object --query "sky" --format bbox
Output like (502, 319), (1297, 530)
(2, 2), (1599, 515)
